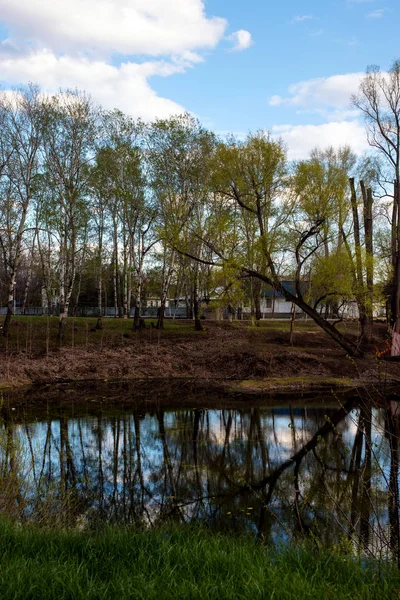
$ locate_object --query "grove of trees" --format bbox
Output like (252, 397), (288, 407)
(1, 60), (400, 355)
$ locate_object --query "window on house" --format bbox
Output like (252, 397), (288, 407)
(266, 298), (272, 308)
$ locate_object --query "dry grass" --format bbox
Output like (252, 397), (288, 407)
(0, 317), (394, 390)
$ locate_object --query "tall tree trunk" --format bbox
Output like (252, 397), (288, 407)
(133, 234), (144, 331)
(58, 235), (66, 341)
(96, 266), (103, 330)
(112, 214), (119, 318)
(253, 278), (262, 321)
(157, 251), (175, 330)
(122, 224), (128, 319)
(96, 219), (104, 329)
(349, 177), (368, 341)
(361, 182), (374, 342)
(391, 185), (398, 323)
(22, 230), (37, 315)
(2, 275), (15, 338)
(59, 224), (76, 341)
(193, 263), (203, 331)
(193, 282), (203, 331)
(392, 181), (400, 356)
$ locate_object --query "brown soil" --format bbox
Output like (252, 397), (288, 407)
(1, 320), (399, 393)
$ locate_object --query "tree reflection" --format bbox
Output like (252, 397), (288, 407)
(0, 394), (399, 562)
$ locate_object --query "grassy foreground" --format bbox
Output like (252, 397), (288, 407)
(0, 520), (398, 600)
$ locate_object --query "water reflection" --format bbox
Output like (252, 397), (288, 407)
(0, 386), (399, 562)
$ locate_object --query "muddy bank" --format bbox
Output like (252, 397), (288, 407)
(0, 321), (399, 392)
(3, 378), (400, 424)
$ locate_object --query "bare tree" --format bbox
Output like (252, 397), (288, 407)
(0, 85), (43, 337)
(41, 90), (99, 339)
(352, 60), (400, 354)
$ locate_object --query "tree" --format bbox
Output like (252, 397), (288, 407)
(0, 85), (43, 337)
(41, 90), (99, 339)
(292, 147), (375, 342)
(352, 60), (400, 354)
(205, 133), (360, 355)
(347, 175), (374, 341)
(291, 147), (355, 321)
(147, 114), (215, 330)
(90, 111), (153, 327)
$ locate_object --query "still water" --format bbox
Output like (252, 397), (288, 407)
(1, 382), (399, 561)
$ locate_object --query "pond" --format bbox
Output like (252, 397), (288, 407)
(0, 381), (399, 562)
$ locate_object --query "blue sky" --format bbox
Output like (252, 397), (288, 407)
(0, 0), (398, 158)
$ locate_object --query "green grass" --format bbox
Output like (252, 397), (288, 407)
(0, 519), (398, 599)
(231, 375), (355, 392)
(243, 319), (361, 335)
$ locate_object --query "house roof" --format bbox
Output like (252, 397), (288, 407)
(261, 280), (308, 298)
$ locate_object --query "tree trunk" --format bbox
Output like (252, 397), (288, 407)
(193, 288), (203, 331)
(132, 246), (143, 331)
(157, 251), (175, 329)
(22, 231), (37, 315)
(253, 278), (262, 321)
(245, 268), (361, 356)
(113, 216), (119, 319)
(2, 276), (15, 338)
(156, 304), (165, 330)
(289, 303), (296, 346)
(392, 181), (400, 356)
(122, 233), (128, 319)
(350, 178), (368, 341)
(361, 181), (374, 342)
(193, 268), (203, 331)
(58, 237), (66, 341)
(391, 185), (398, 312)
(96, 269), (103, 330)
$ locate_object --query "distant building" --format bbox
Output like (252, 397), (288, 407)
(240, 281), (307, 319)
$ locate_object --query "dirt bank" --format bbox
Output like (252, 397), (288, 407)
(1, 319), (399, 392)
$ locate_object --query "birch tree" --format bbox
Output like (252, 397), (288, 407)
(41, 90), (98, 339)
(0, 86), (43, 337)
(147, 114), (215, 329)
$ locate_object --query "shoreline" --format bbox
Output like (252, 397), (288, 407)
(1, 318), (399, 398)
(2, 374), (400, 413)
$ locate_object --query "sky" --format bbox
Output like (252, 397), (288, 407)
(0, 0), (398, 159)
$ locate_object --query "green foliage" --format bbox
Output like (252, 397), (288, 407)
(293, 146), (355, 225)
(310, 249), (355, 305)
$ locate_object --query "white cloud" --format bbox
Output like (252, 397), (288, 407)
(291, 15), (314, 23)
(0, 50), (185, 120)
(0, 0), (239, 120)
(268, 72), (372, 158)
(272, 121), (368, 160)
(229, 30), (253, 51)
(269, 73), (364, 108)
(0, 0), (227, 58)
(298, 107), (360, 121)
(366, 9), (385, 18)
